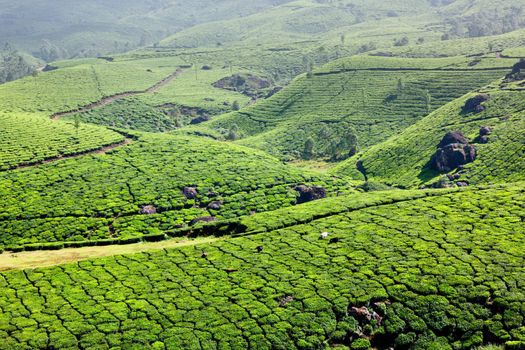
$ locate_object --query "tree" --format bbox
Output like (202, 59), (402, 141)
(340, 34), (346, 46)
(303, 137), (315, 160)
(232, 101), (240, 111)
(397, 79), (405, 95)
(227, 124), (240, 141)
(424, 90), (432, 113)
(74, 115), (81, 137)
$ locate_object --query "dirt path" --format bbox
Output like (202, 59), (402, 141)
(0, 236), (222, 271)
(51, 68), (183, 120)
(7, 138), (133, 172)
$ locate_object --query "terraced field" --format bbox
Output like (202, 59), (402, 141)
(0, 57), (188, 168)
(0, 132), (349, 249)
(65, 68), (251, 132)
(0, 184), (523, 349)
(0, 113), (125, 171)
(335, 76), (525, 188)
(193, 55), (512, 160)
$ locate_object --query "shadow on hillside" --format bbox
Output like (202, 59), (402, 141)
(417, 161), (440, 184)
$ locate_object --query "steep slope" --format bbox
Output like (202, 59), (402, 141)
(188, 55), (513, 161)
(0, 183), (524, 349)
(335, 75), (525, 187)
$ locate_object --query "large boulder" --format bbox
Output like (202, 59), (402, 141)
(437, 131), (469, 148)
(431, 132), (476, 172)
(295, 185), (326, 204)
(462, 94), (490, 113)
(183, 187), (198, 199)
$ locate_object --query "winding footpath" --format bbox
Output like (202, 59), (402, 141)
(2, 69), (184, 173)
(51, 68), (183, 120)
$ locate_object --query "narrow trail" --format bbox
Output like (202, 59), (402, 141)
(314, 66), (511, 76)
(5, 138), (133, 172)
(5, 69), (184, 172)
(0, 188), (461, 271)
(50, 68), (183, 121)
(0, 237), (222, 271)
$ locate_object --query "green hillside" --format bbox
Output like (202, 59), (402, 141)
(1, 2), (525, 350)
(189, 55), (513, 161)
(0, 183), (524, 349)
(335, 69), (525, 188)
(0, 132), (349, 249)
(0, 56), (186, 167)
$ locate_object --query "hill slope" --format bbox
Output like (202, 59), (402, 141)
(0, 0), (294, 58)
(0, 132), (349, 248)
(0, 183), (524, 349)
(188, 55), (513, 161)
(335, 73), (525, 187)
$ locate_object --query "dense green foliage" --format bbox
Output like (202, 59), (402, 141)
(0, 184), (524, 349)
(0, 113), (124, 170)
(335, 75), (525, 187)
(0, 47), (37, 84)
(0, 133), (348, 247)
(193, 55), (510, 160)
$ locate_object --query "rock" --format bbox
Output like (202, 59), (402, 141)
(437, 131), (469, 148)
(295, 185), (327, 204)
(479, 135), (490, 144)
(183, 187), (198, 199)
(279, 296), (294, 307)
(189, 216), (217, 226)
(480, 126), (492, 136)
(505, 59), (525, 81)
(456, 181), (470, 187)
(462, 94), (490, 113)
(207, 201), (222, 210)
(213, 73), (272, 98)
(350, 306), (372, 321)
(140, 205), (157, 215)
(190, 115), (211, 125)
(432, 144), (476, 172)
(432, 132), (476, 172)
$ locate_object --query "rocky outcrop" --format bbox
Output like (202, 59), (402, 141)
(213, 73), (272, 98)
(462, 94), (489, 113)
(183, 187), (198, 199)
(505, 59), (525, 82)
(478, 126), (493, 144)
(295, 185), (326, 204)
(431, 131), (476, 172)
(140, 205), (157, 215)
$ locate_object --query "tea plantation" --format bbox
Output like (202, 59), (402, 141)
(193, 55), (511, 160)
(0, 184), (523, 349)
(0, 132), (349, 248)
(336, 76), (525, 188)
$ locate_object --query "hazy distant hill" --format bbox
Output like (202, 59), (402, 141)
(0, 0), (293, 59)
